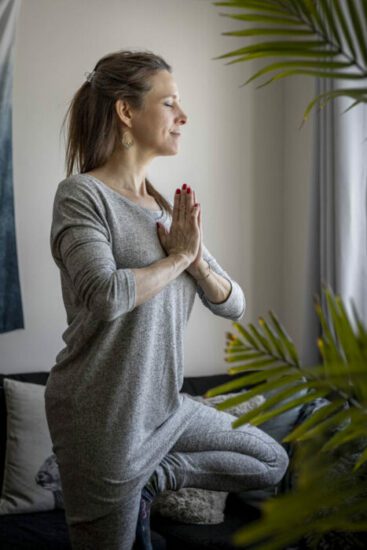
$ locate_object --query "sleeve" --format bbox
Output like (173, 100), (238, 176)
(196, 242), (246, 322)
(50, 181), (136, 322)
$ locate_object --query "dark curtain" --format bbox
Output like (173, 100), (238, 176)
(0, 0), (24, 333)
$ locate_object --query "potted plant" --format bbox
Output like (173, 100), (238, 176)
(205, 1), (367, 547)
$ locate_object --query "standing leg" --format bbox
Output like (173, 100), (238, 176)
(56, 452), (146, 550)
(67, 493), (141, 550)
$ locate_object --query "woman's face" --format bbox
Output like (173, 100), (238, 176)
(118, 69), (188, 157)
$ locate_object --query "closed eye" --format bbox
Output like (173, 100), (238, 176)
(164, 103), (173, 108)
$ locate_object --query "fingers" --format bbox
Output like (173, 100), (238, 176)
(173, 189), (181, 224)
(186, 185), (194, 217)
(173, 183), (199, 227)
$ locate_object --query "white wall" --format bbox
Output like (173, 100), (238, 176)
(0, 0), (315, 375)
(282, 76), (315, 362)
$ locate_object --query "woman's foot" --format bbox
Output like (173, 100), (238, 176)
(134, 494), (153, 549)
(134, 473), (160, 550)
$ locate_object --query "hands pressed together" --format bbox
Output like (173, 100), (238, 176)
(156, 183), (203, 274)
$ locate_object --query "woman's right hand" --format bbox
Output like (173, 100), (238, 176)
(157, 185), (201, 264)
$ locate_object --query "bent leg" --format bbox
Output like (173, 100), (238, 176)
(151, 400), (289, 494)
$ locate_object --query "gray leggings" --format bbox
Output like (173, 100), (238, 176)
(66, 402), (289, 550)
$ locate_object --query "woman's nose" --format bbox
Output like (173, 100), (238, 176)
(177, 109), (188, 125)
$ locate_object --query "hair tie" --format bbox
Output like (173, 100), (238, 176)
(84, 70), (96, 83)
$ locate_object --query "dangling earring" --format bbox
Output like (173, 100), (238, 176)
(122, 131), (134, 149)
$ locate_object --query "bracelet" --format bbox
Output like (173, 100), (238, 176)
(195, 261), (211, 281)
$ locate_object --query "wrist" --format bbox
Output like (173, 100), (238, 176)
(189, 259), (211, 281)
(170, 252), (192, 270)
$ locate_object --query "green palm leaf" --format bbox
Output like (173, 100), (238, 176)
(212, 0), (367, 120)
(226, 49), (340, 66)
(210, 284), (367, 547)
(250, 69), (367, 91)
(222, 28), (315, 36)
(318, 0), (342, 46)
(232, 386), (327, 429)
(345, 0), (367, 65)
(211, 286), (366, 441)
(247, 322), (274, 353)
(322, 421), (367, 454)
(268, 311), (300, 366)
(334, 0), (358, 59)
(213, 1), (292, 14)
(301, 88), (367, 126)
(354, 446), (367, 471)
(297, 406), (352, 442)
(219, 12), (305, 25)
(283, 399), (346, 442)
(231, 439), (367, 548)
(243, 60), (354, 86)
(212, 41), (328, 62)
(259, 316), (287, 358)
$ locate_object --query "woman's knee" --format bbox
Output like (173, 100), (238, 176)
(267, 442), (289, 486)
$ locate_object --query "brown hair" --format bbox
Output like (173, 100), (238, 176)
(60, 49), (174, 215)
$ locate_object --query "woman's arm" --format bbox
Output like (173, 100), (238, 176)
(131, 253), (190, 307)
(191, 243), (246, 322)
(51, 180), (191, 321)
(189, 258), (232, 304)
(162, 195), (245, 321)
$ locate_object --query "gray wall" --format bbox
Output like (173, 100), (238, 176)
(0, 0), (315, 375)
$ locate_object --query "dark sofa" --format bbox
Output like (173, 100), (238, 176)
(0, 371), (298, 550)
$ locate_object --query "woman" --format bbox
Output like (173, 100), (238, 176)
(45, 49), (289, 550)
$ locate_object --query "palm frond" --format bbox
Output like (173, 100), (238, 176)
(211, 0), (367, 121)
(207, 284), (367, 547)
(207, 286), (367, 449)
(300, 88), (367, 127)
(231, 436), (367, 549)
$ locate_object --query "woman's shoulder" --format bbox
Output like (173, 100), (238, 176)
(54, 173), (102, 203)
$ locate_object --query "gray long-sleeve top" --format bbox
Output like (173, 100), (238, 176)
(45, 173), (245, 522)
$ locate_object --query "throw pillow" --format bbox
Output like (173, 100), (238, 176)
(151, 390), (265, 524)
(0, 379), (60, 514)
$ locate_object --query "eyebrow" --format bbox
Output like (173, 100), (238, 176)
(163, 94), (181, 102)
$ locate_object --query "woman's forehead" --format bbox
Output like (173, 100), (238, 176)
(150, 70), (180, 99)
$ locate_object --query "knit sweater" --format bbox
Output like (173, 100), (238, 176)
(44, 173), (245, 522)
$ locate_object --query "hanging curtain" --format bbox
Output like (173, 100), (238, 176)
(331, 88), (367, 324)
(301, 10), (367, 365)
(302, 80), (367, 365)
(0, 0), (24, 333)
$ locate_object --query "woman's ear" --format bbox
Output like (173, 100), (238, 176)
(115, 98), (134, 128)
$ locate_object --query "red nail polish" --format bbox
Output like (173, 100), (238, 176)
(182, 183), (187, 190)
(176, 188), (181, 194)
(187, 187), (191, 194)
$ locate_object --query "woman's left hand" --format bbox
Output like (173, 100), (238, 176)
(186, 188), (204, 277)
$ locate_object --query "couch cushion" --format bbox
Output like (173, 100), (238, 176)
(0, 379), (56, 515)
(0, 372), (49, 493)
